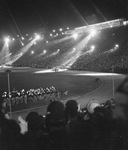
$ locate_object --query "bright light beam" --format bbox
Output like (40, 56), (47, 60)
(7, 38), (37, 65)
(90, 29), (97, 37)
(90, 45), (95, 51)
(5, 1), (23, 38)
(0, 37), (11, 65)
(4, 37), (10, 44)
(61, 35), (91, 68)
(35, 34), (41, 40)
(72, 33), (78, 40)
(49, 36), (71, 45)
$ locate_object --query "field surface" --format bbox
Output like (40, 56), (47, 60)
(0, 67), (125, 121)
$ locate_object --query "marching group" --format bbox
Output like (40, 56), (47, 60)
(1, 86), (68, 110)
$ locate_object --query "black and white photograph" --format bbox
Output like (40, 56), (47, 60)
(0, 0), (128, 150)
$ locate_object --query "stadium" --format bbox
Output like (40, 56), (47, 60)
(0, 0), (128, 150)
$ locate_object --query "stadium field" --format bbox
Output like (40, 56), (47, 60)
(0, 67), (125, 121)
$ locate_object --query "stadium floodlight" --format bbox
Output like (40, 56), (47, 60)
(115, 44), (119, 49)
(31, 51), (34, 54)
(115, 44), (119, 48)
(21, 42), (24, 46)
(90, 45), (95, 52)
(4, 37), (10, 44)
(35, 34), (41, 40)
(59, 28), (63, 31)
(123, 21), (128, 26)
(72, 33), (78, 40)
(43, 50), (47, 54)
(90, 29), (97, 37)
(91, 45), (95, 49)
(21, 37), (25, 40)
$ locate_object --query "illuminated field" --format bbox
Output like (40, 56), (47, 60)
(0, 68), (102, 111)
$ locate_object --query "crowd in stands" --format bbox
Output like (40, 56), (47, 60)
(12, 39), (128, 73)
(13, 37), (76, 69)
(1, 86), (68, 110)
(10, 27), (128, 73)
(71, 48), (128, 73)
(1, 94), (128, 150)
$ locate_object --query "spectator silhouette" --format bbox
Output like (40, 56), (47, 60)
(65, 99), (92, 150)
(0, 118), (23, 150)
(22, 111), (48, 150)
(45, 100), (68, 150)
(91, 106), (114, 150)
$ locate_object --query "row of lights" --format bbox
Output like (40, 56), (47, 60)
(30, 48), (61, 56)
(51, 20), (127, 34)
(2, 27), (70, 45)
(3, 30), (65, 45)
(3, 20), (128, 44)
(51, 27), (69, 33)
(49, 27), (70, 37)
(4, 34), (42, 45)
(30, 49), (47, 55)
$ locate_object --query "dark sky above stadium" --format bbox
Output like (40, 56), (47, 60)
(0, 0), (128, 35)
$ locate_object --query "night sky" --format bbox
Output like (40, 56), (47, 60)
(0, 0), (128, 35)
